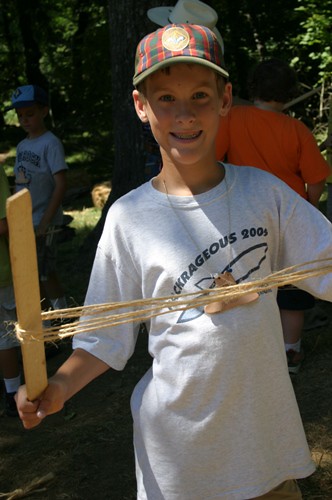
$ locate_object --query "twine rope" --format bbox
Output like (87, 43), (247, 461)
(0, 473), (55, 499)
(15, 258), (332, 343)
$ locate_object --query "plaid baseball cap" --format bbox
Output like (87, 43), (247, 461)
(6, 85), (48, 110)
(133, 24), (229, 87)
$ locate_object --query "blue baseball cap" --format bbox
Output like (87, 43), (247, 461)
(6, 85), (49, 111)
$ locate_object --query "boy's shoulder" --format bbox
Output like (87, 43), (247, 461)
(226, 162), (296, 193)
(112, 181), (151, 211)
(17, 130), (59, 146)
(38, 130), (61, 144)
(103, 182), (152, 234)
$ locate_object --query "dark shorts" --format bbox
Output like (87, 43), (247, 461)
(0, 285), (19, 349)
(36, 227), (58, 282)
(277, 286), (315, 310)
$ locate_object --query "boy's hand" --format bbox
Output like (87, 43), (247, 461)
(15, 378), (67, 429)
(35, 221), (48, 237)
(15, 349), (110, 429)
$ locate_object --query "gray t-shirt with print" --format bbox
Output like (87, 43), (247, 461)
(14, 130), (68, 226)
(74, 164), (332, 499)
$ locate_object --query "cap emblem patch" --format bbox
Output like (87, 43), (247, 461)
(162, 27), (190, 52)
(13, 88), (23, 99)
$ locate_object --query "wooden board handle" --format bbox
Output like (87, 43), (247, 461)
(6, 189), (48, 401)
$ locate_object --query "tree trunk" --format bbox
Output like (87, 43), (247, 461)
(108, 0), (170, 201)
(86, 0), (170, 252)
(15, 0), (49, 89)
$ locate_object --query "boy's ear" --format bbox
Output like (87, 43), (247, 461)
(132, 90), (149, 123)
(42, 106), (49, 119)
(219, 82), (232, 117)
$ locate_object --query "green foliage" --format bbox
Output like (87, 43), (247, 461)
(293, 0), (332, 79)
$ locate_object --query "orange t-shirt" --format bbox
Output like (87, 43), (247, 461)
(216, 106), (331, 198)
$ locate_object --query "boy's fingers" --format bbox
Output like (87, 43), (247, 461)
(15, 381), (66, 429)
(35, 397), (60, 418)
(15, 398), (44, 429)
(37, 408), (46, 419)
(15, 392), (38, 412)
(16, 397), (60, 429)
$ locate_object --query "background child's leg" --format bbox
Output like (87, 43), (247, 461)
(0, 287), (21, 416)
(277, 288), (315, 374)
(280, 309), (305, 345)
(280, 310), (305, 374)
(44, 271), (68, 310)
(37, 230), (68, 312)
(0, 347), (20, 381)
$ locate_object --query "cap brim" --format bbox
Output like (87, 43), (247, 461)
(5, 100), (47, 111)
(147, 6), (173, 26)
(133, 55), (229, 86)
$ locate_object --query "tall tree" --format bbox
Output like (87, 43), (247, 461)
(89, 0), (170, 244)
(15, 0), (49, 89)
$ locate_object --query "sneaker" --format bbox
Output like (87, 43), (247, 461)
(4, 391), (18, 417)
(287, 349), (304, 375)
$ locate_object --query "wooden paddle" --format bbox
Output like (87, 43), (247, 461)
(6, 189), (48, 401)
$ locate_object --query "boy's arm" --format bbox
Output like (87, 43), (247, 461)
(36, 170), (67, 236)
(16, 348), (110, 429)
(306, 179), (326, 208)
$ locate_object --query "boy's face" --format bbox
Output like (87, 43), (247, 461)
(15, 103), (48, 138)
(133, 63), (231, 168)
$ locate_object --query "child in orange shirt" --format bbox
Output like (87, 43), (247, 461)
(216, 58), (331, 373)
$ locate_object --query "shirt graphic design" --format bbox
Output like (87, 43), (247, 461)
(15, 165), (32, 187)
(14, 132), (67, 227)
(15, 149), (42, 187)
(172, 239), (269, 323)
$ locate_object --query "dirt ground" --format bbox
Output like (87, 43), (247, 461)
(0, 329), (151, 500)
(1, 297), (332, 498)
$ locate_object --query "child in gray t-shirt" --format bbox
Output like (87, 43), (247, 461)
(8, 85), (68, 313)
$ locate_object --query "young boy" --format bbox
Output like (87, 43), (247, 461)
(7, 85), (68, 314)
(215, 58), (331, 373)
(0, 165), (20, 416)
(143, 0), (225, 181)
(16, 25), (332, 499)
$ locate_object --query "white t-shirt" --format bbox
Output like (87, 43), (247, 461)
(74, 164), (332, 499)
(14, 130), (68, 226)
